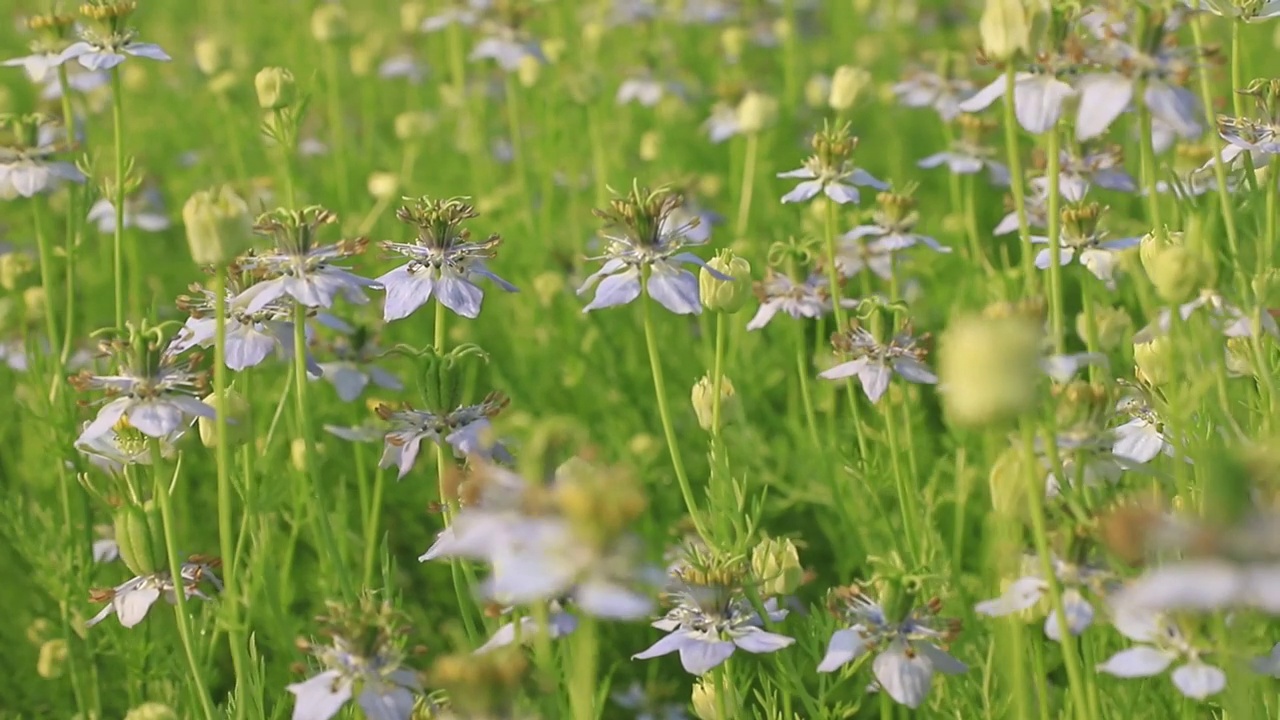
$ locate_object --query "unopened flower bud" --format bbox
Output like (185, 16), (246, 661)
(692, 677), (733, 720)
(254, 67), (296, 110)
(1225, 337), (1254, 377)
(367, 171), (400, 201)
(829, 65), (871, 110)
(735, 91), (778, 135)
(193, 36), (227, 76)
(700, 250), (752, 313)
(291, 437), (321, 472)
(182, 185), (254, 266)
(721, 26), (748, 61)
(26, 618), (52, 645)
(37, 639), (68, 679)
(691, 375), (738, 432)
(639, 131), (661, 162)
(22, 286), (45, 322)
(979, 0), (1031, 61)
(1134, 336), (1175, 386)
(1138, 229), (1176, 277)
(805, 73), (832, 109)
(0, 251), (33, 290)
(400, 1), (428, 33)
(1148, 245), (1211, 304)
(581, 21), (605, 53)
(939, 314), (1043, 427)
(988, 445), (1029, 517)
(209, 71), (238, 96)
(198, 389), (251, 449)
(394, 110), (436, 141)
(1075, 305), (1132, 351)
(751, 537), (803, 596)
(113, 502), (162, 577)
(542, 38), (567, 64)
(310, 4), (349, 43)
(124, 703), (178, 720)
(517, 55), (541, 88)
(531, 271), (565, 307)
(349, 40), (377, 77)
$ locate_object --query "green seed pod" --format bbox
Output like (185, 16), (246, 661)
(751, 536), (804, 597)
(1134, 336), (1175, 387)
(699, 249), (752, 313)
(36, 639), (68, 679)
(1148, 245), (1210, 304)
(113, 503), (161, 577)
(183, 185), (254, 267)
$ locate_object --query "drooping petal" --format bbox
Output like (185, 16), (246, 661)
(434, 270), (484, 319)
(1098, 646), (1177, 678)
(126, 399), (186, 438)
(583, 267), (642, 311)
(819, 357), (869, 381)
(287, 670), (354, 720)
(857, 362), (892, 403)
(378, 265), (435, 321)
(80, 397), (132, 443)
(1074, 73), (1134, 141)
(975, 576), (1047, 617)
(873, 640), (934, 709)
(745, 300), (781, 331)
(632, 630), (694, 660)
(892, 357), (938, 384)
(1171, 661), (1226, 700)
(1043, 589), (1094, 641)
(646, 262), (702, 315)
(1112, 560), (1244, 612)
(824, 182), (861, 204)
(1013, 75), (1076, 135)
(1144, 82), (1201, 140)
(357, 684), (416, 720)
(918, 644), (967, 675)
(731, 628), (795, 654)
(816, 628), (869, 672)
(781, 179), (823, 204)
(321, 364), (369, 403)
(123, 42), (172, 62)
(677, 637), (737, 675)
(114, 586), (162, 628)
(957, 75), (1009, 114)
(1113, 419), (1165, 464)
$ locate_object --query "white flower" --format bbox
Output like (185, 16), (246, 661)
(70, 350), (215, 446)
(86, 560), (222, 629)
(378, 394), (511, 480)
(474, 602), (580, 654)
(1111, 401), (1173, 464)
(975, 555), (1111, 641)
(633, 591), (794, 675)
(60, 32), (170, 71)
(746, 271), (857, 331)
(777, 159), (888, 205)
(959, 70), (1077, 135)
(1110, 559), (1280, 614)
(287, 638), (420, 720)
(1097, 606), (1225, 701)
(819, 325), (938, 404)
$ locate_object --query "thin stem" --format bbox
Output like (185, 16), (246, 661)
(151, 445), (218, 720)
(1046, 128), (1065, 353)
(569, 615), (599, 720)
(110, 68), (127, 329)
(641, 273), (711, 540)
(1189, 13), (1242, 274)
(293, 302), (354, 599)
(735, 133), (759, 237)
(323, 45), (351, 211)
(962, 173), (987, 272)
(822, 199), (871, 459)
(711, 312), (728, 437)
(1264, 156), (1277, 277)
(56, 66), (79, 366)
(212, 268), (248, 720)
(1002, 65), (1036, 289)
(503, 75), (533, 231)
(31, 198), (61, 373)
(1136, 84), (1164, 232)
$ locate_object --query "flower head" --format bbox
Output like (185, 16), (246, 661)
(87, 556), (222, 629)
(820, 321), (938, 403)
(777, 122), (887, 204)
(60, 1), (171, 71)
(377, 392), (512, 479)
(1031, 203), (1140, 291)
(0, 113), (85, 198)
(746, 269), (857, 331)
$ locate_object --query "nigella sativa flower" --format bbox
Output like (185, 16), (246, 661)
(1112, 396), (1174, 464)
(817, 587), (966, 709)
(617, 72), (677, 107)
(975, 554), (1113, 641)
(633, 582), (794, 675)
(1039, 426), (1128, 498)
(377, 392), (511, 479)
(578, 185), (726, 315)
(1098, 606), (1225, 700)
(87, 557), (222, 629)
(994, 183), (1050, 236)
(69, 332), (215, 446)
(777, 123), (887, 204)
(60, 3), (171, 72)
(893, 68), (975, 122)
(1182, 0), (1280, 20)
(312, 331), (403, 403)
(843, 189), (952, 255)
(704, 102), (741, 143)
(1031, 203), (1139, 291)
(287, 598), (421, 720)
(86, 187), (171, 234)
(377, 196), (516, 321)
(475, 601), (579, 654)
(236, 206), (380, 313)
(820, 322), (938, 403)
(469, 26), (544, 72)
(75, 417), (181, 475)
(917, 114), (1010, 185)
(746, 270), (858, 330)
(0, 114), (85, 199)
(960, 62), (1078, 135)
(1073, 41), (1202, 142)
(1041, 146), (1140, 202)
(1139, 289), (1280, 341)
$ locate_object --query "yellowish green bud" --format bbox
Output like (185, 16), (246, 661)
(25, 618), (52, 646)
(1148, 244), (1211, 304)
(517, 55), (541, 88)
(22, 286), (45, 322)
(581, 21), (604, 53)
(691, 374), (738, 433)
(113, 502), (162, 577)
(197, 389), (251, 449)
(0, 250), (34, 290)
(805, 73), (832, 109)
(692, 677), (734, 720)
(291, 437), (320, 472)
(542, 38), (567, 63)
(988, 445), (1029, 518)
(366, 171), (400, 201)
(394, 110), (436, 141)
(700, 250), (752, 313)
(254, 66), (296, 110)
(349, 39), (377, 77)
(37, 639), (68, 679)
(209, 70), (238, 96)
(193, 36), (226, 77)
(639, 130), (661, 162)
(1075, 305), (1132, 351)
(829, 65), (871, 111)
(627, 433), (659, 459)
(1225, 337), (1254, 377)
(310, 4), (349, 43)
(751, 537), (803, 596)
(720, 26), (748, 60)
(979, 0), (1031, 61)
(182, 185), (254, 266)
(400, 1), (428, 33)
(939, 314), (1043, 427)
(735, 91), (778, 135)
(124, 703), (179, 720)
(1138, 229), (1176, 277)
(1134, 336), (1175, 386)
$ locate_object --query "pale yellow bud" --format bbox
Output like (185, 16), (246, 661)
(531, 271), (565, 307)
(1138, 229), (1177, 276)
(699, 250), (752, 313)
(193, 36), (227, 77)
(124, 703), (179, 720)
(400, 1), (428, 33)
(721, 26), (748, 60)
(26, 618), (52, 646)
(772, 17), (792, 41)
(182, 185), (254, 266)
(394, 110), (436, 141)
(367, 171), (400, 201)
(1134, 336), (1175, 386)
(582, 21), (605, 53)
(197, 389), (252, 449)
(751, 537), (803, 596)
(697, 174), (723, 199)
(639, 131), (661, 162)
(988, 445), (1029, 517)
(939, 314), (1043, 427)
(291, 438), (312, 472)
(1148, 245), (1211, 304)
(542, 38), (567, 64)
(1075, 305), (1132, 351)
(805, 73), (832, 109)
(692, 677), (735, 720)
(1226, 337), (1254, 377)
(37, 639), (68, 679)
(254, 67), (296, 110)
(310, 4), (350, 43)
(979, 0), (1031, 61)
(829, 65), (871, 111)
(209, 71), (238, 96)
(691, 375), (738, 432)
(349, 41), (377, 77)
(22, 286), (45, 322)
(735, 91), (778, 135)
(0, 251), (33, 290)
(627, 433), (659, 459)
(517, 55), (541, 88)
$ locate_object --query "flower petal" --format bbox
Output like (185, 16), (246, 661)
(873, 641), (933, 709)
(1098, 647), (1177, 678)
(287, 670), (354, 720)
(583, 267), (641, 312)
(1074, 73), (1134, 141)
(1171, 661), (1226, 700)
(817, 628), (868, 673)
(731, 628), (795, 654)
(646, 262), (702, 315)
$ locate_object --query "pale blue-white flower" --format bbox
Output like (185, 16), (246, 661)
(377, 53), (428, 83)
(1031, 206), (1139, 291)
(994, 182), (1049, 236)
(843, 198), (952, 255)
(617, 74), (673, 107)
(976, 555), (1113, 642)
(1110, 559), (1280, 615)
(1040, 352), (1109, 383)
(1039, 147), (1139, 202)
(86, 559), (222, 629)
(1040, 427), (1128, 498)
(86, 188), (171, 234)
(0, 127), (85, 198)
(421, 0), (488, 32)
(817, 589), (966, 709)
(1098, 605), (1225, 701)
(820, 324), (938, 404)
(1139, 289), (1280, 341)
(378, 393), (511, 480)
(893, 69), (975, 122)
(38, 64), (109, 101)
(469, 28), (543, 72)
(287, 637), (420, 720)
(419, 463), (532, 562)
(474, 602), (579, 654)
(377, 197), (516, 321)
(75, 417), (182, 475)
(960, 69), (1077, 135)
(1251, 643), (1280, 677)
(578, 187), (725, 315)
(834, 232), (895, 281)
(633, 586), (793, 675)
(237, 209), (380, 313)
(92, 530), (120, 564)
(1073, 44), (1202, 142)
(1180, 0), (1280, 22)
(746, 271), (858, 330)
(703, 102), (741, 143)
(1214, 116), (1279, 170)
(70, 345), (216, 446)
(60, 29), (170, 71)
(777, 158), (888, 205)
(917, 146), (1010, 186)
(2, 50), (67, 83)
(312, 334), (403, 403)
(1112, 398), (1174, 464)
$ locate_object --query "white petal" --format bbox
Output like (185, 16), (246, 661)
(584, 268), (641, 311)
(678, 637), (737, 675)
(126, 400), (185, 437)
(975, 576), (1047, 616)
(124, 43), (171, 61)
(435, 271), (484, 319)
(824, 182), (861, 204)
(646, 262), (702, 315)
(873, 641), (934, 709)
(633, 630), (694, 660)
(288, 670), (353, 720)
(1044, 589), (1093, 641)
(1171, 661), (1226, 700)
(1113, 561), (1245, 612)
(918, 644), (967, 675)
(745, 300), (781, 331)
(817, 628), (869, 672)
(781, 180), (823, 204)
(1144, 82), (1201, 139)
(1098, 647), (1177, 678)
(115, 586), (161, 628)
(819, 357), (868, 381)
(1014, 76), (1076, 135)
(1074, 73), (1134, 141)
(731, 628), (795, 654)
(957, 75), (1008, 114)
(1113, 419), (1164, 464)
(574, 579), (653, 620)
(858, 362), (892, 403)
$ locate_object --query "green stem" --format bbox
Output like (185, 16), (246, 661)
(1136, 83), (1164, 232)
(503, 74), (533, 231)
(1002, 65), (1036, 289)
(323, 45), (351, 212)
(110, 67), (126, 329)
(212, 268), (248, 720)
(641, 272), (711, 540)
(1189, 14), (1242, 277)
(711, 312), (728, 436)
(31, 197), (61, 370)
(735, 133), (759, 238)
(794, 324), (821, 449)
(56, 66), (79, 366)
(569, 615), (599, 720)
(1264, 156), (1277, 277)
(962, 172), (987, 273)
(1046, 128), (1065, 353)
(151, 445), (218, 720)
(822, 199), (871, 459)
(362, 460), (386, 589)
(293, 302), (354, 599)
